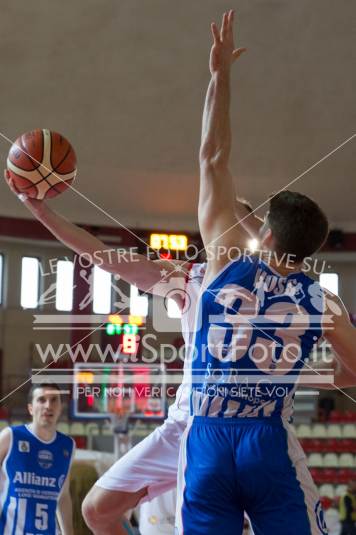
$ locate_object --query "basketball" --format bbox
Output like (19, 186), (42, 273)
(6, 129), (77, 199)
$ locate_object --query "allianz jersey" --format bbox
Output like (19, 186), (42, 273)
(168, 262), (207, 421)
(190, 256), (326, 420)
(0, 425), (74, 535)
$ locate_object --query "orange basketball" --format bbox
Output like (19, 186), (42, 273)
(6, 129), (77, 199)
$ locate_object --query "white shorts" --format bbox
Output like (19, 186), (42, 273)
(95, 417), (187, 504)
(139, 489), (177, 535)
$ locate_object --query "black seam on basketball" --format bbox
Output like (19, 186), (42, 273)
(12, 133), (74, 192)
(37, 144), (73, 188)
(15, 133), (43, 171)
(20, 173), (70, 191)
(47, 180), (72, 194)
(49, 135), (73, 176)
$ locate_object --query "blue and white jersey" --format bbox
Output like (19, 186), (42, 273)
(190, 255), (326, 419)
(0, 425), (74, 535)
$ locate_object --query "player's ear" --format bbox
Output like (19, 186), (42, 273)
(27, 403), (33, 416)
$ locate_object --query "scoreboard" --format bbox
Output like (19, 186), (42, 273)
(102, 314), (143, 356)
(73, 363), (166, 420)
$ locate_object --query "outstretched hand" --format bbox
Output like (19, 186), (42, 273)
(210, 10), (246, 75)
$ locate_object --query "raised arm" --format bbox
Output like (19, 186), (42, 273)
(235, 197), (263, 240)
(199, 11), (247, 280)
(5, 172), (187, 304)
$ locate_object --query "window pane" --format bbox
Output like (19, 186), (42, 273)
(319, 273), (339, 296)
(167, 298), (181, 319)
(21, 257), (40, 308)
(93, 266), (112, 314)
(0, 255), (3, 305)
(56, 260), (74, 311)
(130, 285), (148, 317)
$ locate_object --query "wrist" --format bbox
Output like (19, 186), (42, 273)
(213, 68), (231, 80)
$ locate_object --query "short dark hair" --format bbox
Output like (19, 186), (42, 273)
(28, 382), (61, 404)
(267, 191), (329, 262)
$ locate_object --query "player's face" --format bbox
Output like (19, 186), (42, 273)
(28, 388), (62, 428)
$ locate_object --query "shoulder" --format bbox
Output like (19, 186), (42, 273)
(56, 431), (75, 450)
(0, 427), (12, 442)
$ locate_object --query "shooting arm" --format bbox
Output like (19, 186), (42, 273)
(10, 196), (187, 302)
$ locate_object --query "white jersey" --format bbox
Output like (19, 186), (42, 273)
(96, 263), (207, 498)
(167, 262), (207, 422)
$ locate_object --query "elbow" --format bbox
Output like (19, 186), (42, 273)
(199, 142), (228, 169)
(199, 153), (228, 173)
(199, 143), (214, 165)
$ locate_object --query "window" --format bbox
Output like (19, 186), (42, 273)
(93, 265), (112, 314)
(319, 273), (339, 296)
(56, 260), (74, 311)
(21, 257), (40, 308)
(130, 285), (148, 317)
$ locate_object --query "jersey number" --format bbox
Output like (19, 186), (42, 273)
(207, 283), (309, 374)
(35, 503), (48, 530)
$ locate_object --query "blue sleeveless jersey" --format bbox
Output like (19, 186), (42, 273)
(0, 425), (74, 535)
(190, 256), (325, 419)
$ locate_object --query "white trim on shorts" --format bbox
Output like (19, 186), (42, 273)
(282, 420), (328, 534)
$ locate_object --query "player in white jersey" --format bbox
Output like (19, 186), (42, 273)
(5, 176), (200, 533)
(0, 383), (74, 535)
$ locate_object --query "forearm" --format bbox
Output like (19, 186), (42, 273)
(200, 71), (231, 166)
(57, 495), (74, 535)
(25, 201), (108, 260)
(235, 198), (263, 239)
(23, 201), (154, 288)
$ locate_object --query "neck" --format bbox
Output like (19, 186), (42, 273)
(261, 251), (303, 276)
(29, 422), (56, 442)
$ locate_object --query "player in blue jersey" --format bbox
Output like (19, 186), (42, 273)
(175, 10), (356, 535)
(0, 383), (75, 535)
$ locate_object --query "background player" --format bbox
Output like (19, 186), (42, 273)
(176, 10), (356, 535)
(0, 383), (74, 535)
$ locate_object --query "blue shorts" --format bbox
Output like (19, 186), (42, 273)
(176, 417), (328, 535)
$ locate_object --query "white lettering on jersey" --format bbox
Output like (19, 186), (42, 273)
(13, 471), (56, 488)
